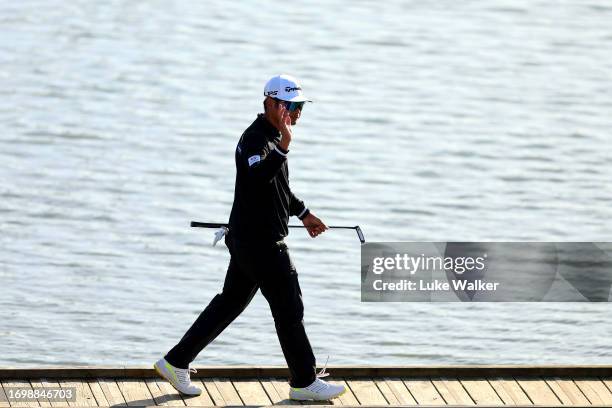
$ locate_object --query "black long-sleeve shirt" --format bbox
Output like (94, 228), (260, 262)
(228, 114), (309, 243)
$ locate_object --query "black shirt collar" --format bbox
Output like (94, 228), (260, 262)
(257, 113), (281, 141)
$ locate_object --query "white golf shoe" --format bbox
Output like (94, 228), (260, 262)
(289, 377), (346, 401)
(154, 357), (202, 396)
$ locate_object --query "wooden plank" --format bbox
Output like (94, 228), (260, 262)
(259, 378), (296, 405)
(432, 378), (474, 405)
(201, 379), (225, 406)
(460, 378), (504, 405)
(61, 379), (97, 407)
(179, 380), (213, 406)
(379, 378), (417, 405)
(488, 378), (532, 405)
(44, 379), (76, 406)
(3, 365), (612, 379)
(2, 380), (40, 407)
(0, 382), (10, 408)
(212, 378), (243, 405)
(269, 378), (304, 405)
(346, 378), (387, 405)
(574, 378), (612, 405)
(117, 379), (156, 406)
(604, 378), (612, 393)
(88, 381), (109, 406)
(374, 379), (401, 405)
(327, 379), (359, 406)
(259, 379), (283, 404)
(29, 379), (60, 407)
(145, 378), (185, 406)
(372, 379), (400, 405)
(144, 379), (166, 406)
(97, 379), (126, 406)
(232, 380), (271, 406)
(516, 378), (560, 406)
(403, 379), (445, 405)
(545, 377), (590, 405)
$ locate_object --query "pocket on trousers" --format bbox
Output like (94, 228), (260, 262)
(273, 243), (297, 278)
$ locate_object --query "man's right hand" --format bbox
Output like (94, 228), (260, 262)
(275, 103), (292, 151)
(302, 212), (328, 238)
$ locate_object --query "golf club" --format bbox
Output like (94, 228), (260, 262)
(191, 221), (366, 244)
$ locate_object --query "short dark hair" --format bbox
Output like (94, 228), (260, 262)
(263, 96), (281, 113)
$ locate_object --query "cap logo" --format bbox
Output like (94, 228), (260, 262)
(285, 86), (301, 92)
(265, 90), (278, 96)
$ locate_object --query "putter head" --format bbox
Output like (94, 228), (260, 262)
(355, 226), (365, 244)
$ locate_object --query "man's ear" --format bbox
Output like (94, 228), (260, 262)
(263, 97), (271, 112)
(264, 97), (278, 113)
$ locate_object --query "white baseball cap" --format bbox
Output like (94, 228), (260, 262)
(263, 74), (311, 102)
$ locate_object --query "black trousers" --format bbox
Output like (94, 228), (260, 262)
(164, 232), (317, 388)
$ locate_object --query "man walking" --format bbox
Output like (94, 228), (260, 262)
(154, 74), (346, 401)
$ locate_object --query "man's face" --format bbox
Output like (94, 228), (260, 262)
(265, 97), (303, 126)
(279, 100), (303, 126)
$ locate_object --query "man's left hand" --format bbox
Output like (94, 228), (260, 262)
(302, 212), (328, 238)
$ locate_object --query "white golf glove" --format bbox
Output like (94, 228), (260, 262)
(213, 226), (228, 246)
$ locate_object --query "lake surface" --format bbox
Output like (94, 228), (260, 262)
(1, 1), (611, 367)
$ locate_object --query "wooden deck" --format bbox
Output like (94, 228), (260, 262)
(0, 366), (611, 407)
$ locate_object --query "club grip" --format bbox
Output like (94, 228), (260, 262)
(191, 221), (228, 228)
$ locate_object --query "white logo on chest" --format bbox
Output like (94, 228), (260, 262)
(248, 155), (261, 166)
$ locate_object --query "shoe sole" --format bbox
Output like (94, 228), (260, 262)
(153, 363), (201, 396)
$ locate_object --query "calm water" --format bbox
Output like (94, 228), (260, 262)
(1, 1), (611, 367)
